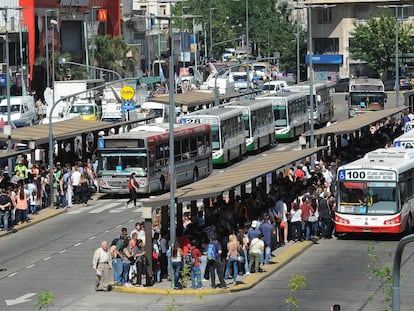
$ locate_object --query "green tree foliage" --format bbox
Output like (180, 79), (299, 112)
(173, 0), (305, 72)
(285, 273), (306, 310)
(94, 35), (140, 79)
(349, 14), (414, 78)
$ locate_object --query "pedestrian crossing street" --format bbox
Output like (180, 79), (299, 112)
(66, 200), (145, 215)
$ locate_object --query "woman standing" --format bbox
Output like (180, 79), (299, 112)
(171, 242), (183, 289)
(126, 173), (139, 207)
(15, 182), (29, 224)
(224, 234), (240, 283)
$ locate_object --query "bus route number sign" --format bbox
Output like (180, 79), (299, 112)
(338, 169), (396, 181)
(120, 85), (135, 100)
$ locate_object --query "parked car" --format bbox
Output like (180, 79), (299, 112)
(384, 77), (412, 91)
(334, 78), (350, 92)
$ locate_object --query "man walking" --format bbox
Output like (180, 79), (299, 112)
(92, 241), (112, 291)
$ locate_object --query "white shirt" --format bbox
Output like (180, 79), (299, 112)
(71, 170), (81, 186)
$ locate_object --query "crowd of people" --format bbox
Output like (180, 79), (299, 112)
(0, 155), (98, 232)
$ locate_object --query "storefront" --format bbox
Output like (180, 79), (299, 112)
(305, 54), (343, 82)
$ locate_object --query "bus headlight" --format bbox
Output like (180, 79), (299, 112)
(335, 214), (350, 224)
(276, 127), (291, 134)
(384, 215), (401, 225)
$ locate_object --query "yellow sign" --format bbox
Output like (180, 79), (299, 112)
(120, 85), (135, 100)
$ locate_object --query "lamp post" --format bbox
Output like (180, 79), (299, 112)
(181, 6), (189, 68)
(45, 9), (54, 88)
(90, 7), (100, 79)
(378, 4), (413, 108)
(0, 8), (12, 176)
(209, 7), (216, 61)
(59, 58), (122, 81)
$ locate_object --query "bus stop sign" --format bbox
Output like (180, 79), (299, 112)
(120, 85), (135, 101)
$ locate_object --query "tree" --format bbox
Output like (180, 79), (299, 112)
(349, 14), (414, 78)
(93, 35), (140, 79)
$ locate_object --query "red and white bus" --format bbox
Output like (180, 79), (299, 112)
(97, 123), (212, 194)
(335, 147), (414, 235)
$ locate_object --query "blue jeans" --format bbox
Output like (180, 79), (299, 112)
(264, 246), (271, 265)
(16, 209), (28, 223)
(121, 262), (130, 284)
(224, 257), (238, 282)
(191, 265), (202, 288)
(112, 258), (123, 285)
(243, 249), (249, 274)
(0, 210), (9, 230)
(172, 261), (183, 288)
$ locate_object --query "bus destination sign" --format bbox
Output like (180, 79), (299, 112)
(338, 169), (396, 181)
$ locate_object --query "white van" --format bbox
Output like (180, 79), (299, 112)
(0, 96), (38, 127)
(261, 80), (288, 95)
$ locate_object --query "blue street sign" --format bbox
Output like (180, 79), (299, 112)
(121, 100), (136, 111)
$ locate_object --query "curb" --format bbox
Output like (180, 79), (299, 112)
(112, 241), (313, 295)
(0, 208), (67, 237)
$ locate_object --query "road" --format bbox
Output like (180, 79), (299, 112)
(0, 90), (407, 310)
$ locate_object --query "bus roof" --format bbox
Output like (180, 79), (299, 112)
(338, 147), (414, 174)
(286, 80), (335, 94)
(104, 123), (210, 140)
(393, 129), (414, 146)
(183, 106), (243, 119)
(258, 91), (307, 101)
(224, 98), (273, 109)
(349, 78), (384, 91)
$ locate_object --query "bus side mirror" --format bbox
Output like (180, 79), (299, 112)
(345, 95), (348, 101)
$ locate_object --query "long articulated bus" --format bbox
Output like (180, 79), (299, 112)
(179, 106), (246, 166)
(96, 123), (212, 194)
(286, 80), (335, 127)
(335, 147), (414, 235)
(258, 92), (309, 140)
(221, 98), (276, 152)
(346, 78), (386, 118)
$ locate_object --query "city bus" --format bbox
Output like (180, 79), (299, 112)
(393, 129), (414, 148)
(258, 92), (309, 140)
(286, 80), (335, 127)
(179, 106), (246, 166)
(96, 123), (212, 194)
(345, 78), (386, 118)
(222, 98), (276, 152)
(335, 147), (414, 235)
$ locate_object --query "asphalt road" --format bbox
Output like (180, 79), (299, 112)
(0, 90), (407, 311)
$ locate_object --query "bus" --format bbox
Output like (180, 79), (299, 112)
(179, 106), (246, 166)
(222, 98), (276, 152)
(259, 92), (309, 140)
(335, 147), (414, 235)
(393, 129), (414, 148)
(346, 78), (387, 118)
(286, 80), (335, 127)
(96, 123), (212, 194)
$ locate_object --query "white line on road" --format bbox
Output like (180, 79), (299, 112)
(89, 202), (119, 213)
(25, 265), (35, 269)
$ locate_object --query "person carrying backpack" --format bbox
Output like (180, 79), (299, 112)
(205, 236), (227, 289)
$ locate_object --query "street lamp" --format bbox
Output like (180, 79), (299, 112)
(45, 9), (54, 88)
(181, 6), (190, 68)
(378, 4), (413, 108)
(59, 58), (122, 81)
(209, 7), (216, 61)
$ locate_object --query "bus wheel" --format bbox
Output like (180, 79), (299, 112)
(159, 176), (166, 192)
(193, 169), (199, 182)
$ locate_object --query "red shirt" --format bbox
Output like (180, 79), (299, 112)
(191, 247), (202, 267)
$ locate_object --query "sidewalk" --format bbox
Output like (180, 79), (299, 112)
(113, 240), (313, 295)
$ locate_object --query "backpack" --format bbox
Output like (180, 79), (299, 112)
(184, 247), (196, 266)
(206, 242), (218, 261)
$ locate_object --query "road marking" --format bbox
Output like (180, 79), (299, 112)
(43, 257), (51, 261)
(89, 202), (119, 213)
(8, 272), (17, 277)
(25, 265), (35, 269)
(5, 293), (37, 306)
(73, 243), (81, 247)
(59, 250), (67, 253)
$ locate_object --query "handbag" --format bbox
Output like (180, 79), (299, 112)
(237, 249), (245, 263)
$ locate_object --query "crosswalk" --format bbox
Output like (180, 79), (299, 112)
(66, 200), (143, 215)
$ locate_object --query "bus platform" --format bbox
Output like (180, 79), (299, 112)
(0, 200), (313, 295)
(113, 240), (313, 295)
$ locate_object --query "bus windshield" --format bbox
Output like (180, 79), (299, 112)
(101, 151), (148, 177)
(273, 106), (287, 127)
(338, 181), (398, 215)
(211, 126), (220, 150)
(350, 93), (385, 107)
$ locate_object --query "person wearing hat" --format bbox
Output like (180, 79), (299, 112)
(247, 220), (261, 242)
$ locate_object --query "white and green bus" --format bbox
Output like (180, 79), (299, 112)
(179, 106), (246, 166)
(258, 92), (309, 140)
(222, 98), (276, 152)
